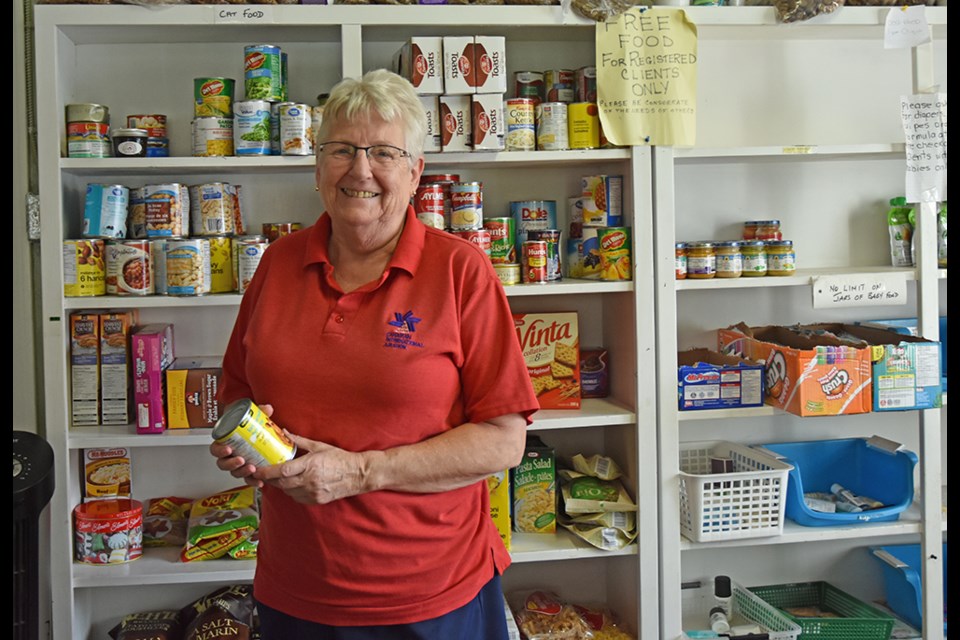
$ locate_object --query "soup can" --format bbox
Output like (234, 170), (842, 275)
(453, 229), (491, 257)
(450, 182), (483, 231)
(212, 398), (296, 468)
(575, 66), (597, 103)
(190, 183), (235, 236)
(598, 227), (632, 281)
(493, 262), (521, 286)
(165, 238), (211, 296)
(150, 240), (168, 295)
(232, 235), (267, 291)
(74, 499), (143, 565)
(192, 116), (234, 157)
(522, 240), (549, 284)
(568, 102), (600, 150)
(510, 200), (557, 252)
(83, 184), (129, 239)
(237, 238), (269, 294)
(106, 240), (153, 296)
(414, 183), (446, 230)
(527, 229), (562, 281)
(263, 222), (303, 243)
(194, 77), (235, 118)
(419, 173), (460, 226)
(535, 102), (569, 151)
(544, 69), (575, 103)
(514, 71), (544, 103)
(233, 100), (272, 156)
(244, 44), (283, 102)
(483, 217), (516, 264)
(144, 184), (190, 238)
(63, 239), (106, 297)
(208, 235), (234, 293)
(278, 102), (314, 155)
(128, 187), (147, 239)
(504, 98), (536, 151)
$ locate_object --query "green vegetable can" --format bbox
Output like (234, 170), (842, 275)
(233, 100), (272, 156)
(244, 44), (283, 102)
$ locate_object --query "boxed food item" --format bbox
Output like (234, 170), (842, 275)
(581, 175), (623, 228)
(718, 322), (872, 417)
(70, 312), (101, 426)
(677, 348), (764, 411)
(394, 36), (444, 95)
(82, 447), (132, 501)
(165, 356), (223, 429)
(471, 93), (505, 151)
(513, 312), (580, 410)
(472, 36), (507, 94)
(512, 436), (556, 534)
(439, 95), (472, 152)
(132, 323), (175, 434)
(488, 470), (511, 551)
(442, 35), (476, 94)
(420, 95), (441, 153)
(100, 310), (137, 425)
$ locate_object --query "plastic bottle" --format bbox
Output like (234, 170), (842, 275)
(887, 197), (914, 267)
(714, 575), (732, 616)
(708, 607), (731, 633)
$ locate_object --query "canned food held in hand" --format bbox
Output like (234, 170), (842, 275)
(212, 398), (296, 469)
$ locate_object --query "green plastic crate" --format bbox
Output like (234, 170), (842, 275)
(748, 581), (895, 640)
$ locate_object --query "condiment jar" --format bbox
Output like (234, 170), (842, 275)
(112, 128), (149, 158)
(715, 241), (743, 278)
(744, 219), (782, 241)
(740, 240), (768, 277)
(675, 242), (687, 280)
(686, 241), (716, 279)
(766, 240), (796, 276)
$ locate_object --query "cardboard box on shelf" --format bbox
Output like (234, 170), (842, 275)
(488, 470), (511, 551)
(99, 311), (137, 426)
(165, 356), (223, 429)
(70, 312), (101, 426)
(513, 312), (580, 410)
(677, 348), (764, 411)
(512, 436), (556, 534)
(393, 36), (444, 95)
(132, 323), (175, 434)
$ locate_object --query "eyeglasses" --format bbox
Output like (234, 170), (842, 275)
(317, 141), (412, 169)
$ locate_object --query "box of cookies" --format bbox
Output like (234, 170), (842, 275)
(513, 312), (580, 410)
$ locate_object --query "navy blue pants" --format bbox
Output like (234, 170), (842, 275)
(255, 572), (510, 640)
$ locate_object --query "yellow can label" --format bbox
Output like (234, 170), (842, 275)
(63, 240), (105, 297)
(208, 236), (234, 293)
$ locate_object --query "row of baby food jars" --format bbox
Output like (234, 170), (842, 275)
(675, 239), (796, 279)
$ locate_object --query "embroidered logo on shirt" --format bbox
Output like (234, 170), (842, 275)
(384, 310), (424, 350)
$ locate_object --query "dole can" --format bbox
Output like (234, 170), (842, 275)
(510, 200), (557, 253)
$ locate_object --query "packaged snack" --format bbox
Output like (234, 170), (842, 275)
(109, 610), (182, 640)
(512, 591), (593, 640)
(180, 585), (256, 640)
(180, 486), (259, 562)
(142, 496), (192, 547)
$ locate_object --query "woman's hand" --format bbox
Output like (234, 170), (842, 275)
(254, 433), (370, 505)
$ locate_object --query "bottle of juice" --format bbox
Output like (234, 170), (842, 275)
(887, 197), (914, 267)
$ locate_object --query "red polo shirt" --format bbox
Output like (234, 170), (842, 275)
(220, 206), (538, 626)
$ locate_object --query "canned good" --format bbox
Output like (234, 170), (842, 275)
(74, 499), (143, 565)
(493, 262), (521, 286)
(686, 241), (716, 279)
(190, 183), (235, 236)
(544, 69), (575, 103)
(208, 235), (234, 294)
(715, 241), (743, 278)
(453, 229), (492, 257)
(419, 174), (460, 227)
(67, 122), (111, 159)
(145, 138), (170, 158)
(192, 117), (235, 157)
(270, 102), (282, 155)
(226, 183), (247, 235)
(262, 222), (302, 243)
(237, 238), (269, 294)
(483, 217), (517, 264)
(66, 103), (109, 125)
(125, 114), (167, 139)
(144, 184), (190, 238)
(527, 229), (562, 281)
(165, 239), (211, 296)
(212, 398), (296, 468)
(581, 175), (623, 227)
(414, 183), (446, 230)
(194, 77), (236, 118)
(111, 128), (148, 158)
(566, 228), (602, 280)
(522, 240), (549, 284)
(63, 239), (106, 297)
(106, 240), (154, 296)
(568, 102), (600, 150)
(278, 102), (314, 156)
(575, 66), (597, 103)
(150, 239), (168, 295)
(514, 71), (544, 103)
(511, 200), (557, 251)
(598, 227), (632, 281)
(83, 184), (129, 239)
(232, 235), (267, 291)
(233, 100), (272, 156)
(128, 187), (147, 239)
(450, 182), (483, 231)
(244, 45), (283, 102)
(504, 98), (536, 151)
(535, 102), (569, 151)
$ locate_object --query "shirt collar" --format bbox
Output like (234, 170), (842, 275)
(302, 205), (425, 277)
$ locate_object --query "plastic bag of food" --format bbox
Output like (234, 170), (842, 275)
(570, 453), (623, 481)
(571, 604), (637, 640)
(560, 476), (637, 514)
(109, 610), (182, 640)
(142, 496), (192, 547)
(774, 0), (842, 23)
(512, 591), (594, 639)
(562, 509), (636, 532)
(569, 0), (650, 22)
(180, 486), (259, 562)
(180, 585), (256, 640)
(559, 520), (638, 551)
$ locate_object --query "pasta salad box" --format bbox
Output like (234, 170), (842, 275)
(512, 436), (556, 534)
(132, 323), (175, 434)
(513, 312), (581, 410)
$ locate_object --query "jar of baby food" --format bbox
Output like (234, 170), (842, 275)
(766, 240), (796, 276)
(744, 220), (782, 241)
(675, 242), (687, 279)
(686, 241), (716, 279)
(715, 241), (743, 278)
(740, 240), (767, 277)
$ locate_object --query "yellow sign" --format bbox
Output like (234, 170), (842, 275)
(596, 8), (698, 146)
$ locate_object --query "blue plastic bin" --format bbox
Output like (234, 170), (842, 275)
(757, 437), (917, 526)
(870, 543), (947, 634)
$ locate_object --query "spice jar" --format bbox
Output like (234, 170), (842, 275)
(740, 240), (768, 277)
(686, 241), (716, 279)
(112, 128), (149, 158)
(675, 242), (687, 279)
(715, 241), (743, 278)
(766, 240), (796, 276)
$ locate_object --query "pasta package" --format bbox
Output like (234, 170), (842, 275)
(512, 591), (592, 640)
(180, 486), (259, 562)
(512, 437), (556, 533)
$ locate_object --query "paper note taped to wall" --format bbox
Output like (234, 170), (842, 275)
(812, 272), (908, 309)
(901, 93), (947, 203)
(596, 8), (698, 147)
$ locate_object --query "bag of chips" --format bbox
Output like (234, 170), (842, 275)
(108, 609), (182, 640)
(180, 584), (256, 640)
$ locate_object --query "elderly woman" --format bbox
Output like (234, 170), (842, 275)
(210, 69), (538, 639)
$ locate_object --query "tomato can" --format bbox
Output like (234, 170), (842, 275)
(74, 499), (143, 565)
(483, 217), (516, 264)
(414, 183), (446, 230)
(453, 229), (492, 257)
(450, 182), (483, 230)
(262, 222), (302, 243)
(63, 239), (106, 297)
(165, 239), (211, 296)
(106, 240), (154, 296)
(527, 229), (563, 281)
(208, 235), (234, 294)
(83, 184), (129, 239)
(194, 77), (235, 118)
(212, 398), (296, 468)
(190, 183), (235, 236)
(522, 240), (549, 284)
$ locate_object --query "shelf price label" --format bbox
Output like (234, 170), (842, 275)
(214, 6), (275, 23)
(812, 273), (908, 309)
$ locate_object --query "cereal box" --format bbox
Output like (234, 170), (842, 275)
(82, 447), (132, 501)
(512, 436), (556, 534)
(100, 311), (137, 425)
(488, 470), (511, 550)
(513, 312), (580, 410)
(70, 312), (100, 426)
(132, 323), (175, 434)
(165, 356), (223, 429)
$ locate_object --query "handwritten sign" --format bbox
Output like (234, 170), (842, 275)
(901, 93), (947, 203)
(812, 273), (908, 309)
(884, 5), (931, 49)
(595, 8), (698, 146)
(214, 6), (275, 23)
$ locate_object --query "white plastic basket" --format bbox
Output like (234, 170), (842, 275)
(681, 577), (801, 640)
(679, 441), (793, 542)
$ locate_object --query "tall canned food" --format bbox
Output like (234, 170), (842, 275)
(194, 77), (236, 118)
(63, 239), (106, 297)
(598, 227), (632, 281)
(190, 183), (235, 236)
(128, 187), (147, 239)
(514, 71), (544, 104)
(414, 183), (446, 230)
(535, 102), (568, 151)
(450, 182), (483, 231)
(106, 240), (153, 296)
(568, 102), (600, 150)
(566, 227), (602, 280)
(232, 235), (267, 291)
(237, 238), (269, 294)
(483, 217), (516, 264)
(575, 66), (597, 103)
(208, 235), (234, 294)
(278, 102), (314, 155)
(165, 238), (211, 296)
(144, 184), (190, 238)
(244, 44), (283, 102)
(522, 240), (549, 284)
(212, 398), (296, 468)
(504, 98), (536, 151)
(233, 100), (272, 156)
(511, 200), (557, 252)
(419, 174), (460, 227)
(527, 229), (563, 281)
(192, 117), (235, 157)
(66, 103), (110, 159)
(544, 69), (575, 103)
(83, 184), (129, 239)
(151, 240), (168, 295)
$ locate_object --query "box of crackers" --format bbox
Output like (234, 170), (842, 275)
(513, 312), (580, 410)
